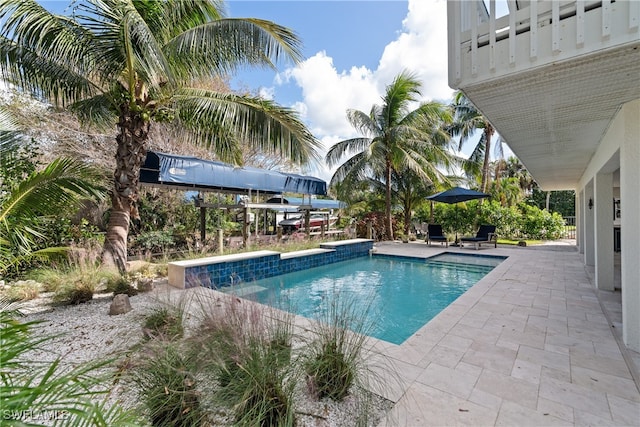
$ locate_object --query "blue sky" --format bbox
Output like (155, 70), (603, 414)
(224, 0), (457, 180)
(39, 0), (509, 181)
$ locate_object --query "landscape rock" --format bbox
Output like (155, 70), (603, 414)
(109, 294), (132, 315)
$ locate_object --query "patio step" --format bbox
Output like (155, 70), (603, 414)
(425, 260), (495, 274)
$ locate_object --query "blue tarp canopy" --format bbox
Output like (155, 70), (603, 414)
(140, 151), (327, 196)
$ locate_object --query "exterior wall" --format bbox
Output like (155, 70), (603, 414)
(578, 100), (640, 352)
(619, 101), (640, 352)
(447, 1), (640, 352)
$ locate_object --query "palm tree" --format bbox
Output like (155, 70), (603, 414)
(1, 107), (103, 276)
(325, 71), (454, 240)
(0, 156), (104, 277)
(449, 90), (505, 194)
(0, 0), (320, 272)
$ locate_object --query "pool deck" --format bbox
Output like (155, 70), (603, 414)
(369, 241), (640, 426)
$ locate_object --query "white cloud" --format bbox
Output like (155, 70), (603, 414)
(283, 0), (452, 135)
(277, 0), (455, 182)
(378, 0), (453, 102)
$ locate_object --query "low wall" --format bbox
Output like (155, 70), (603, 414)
(168, 238), (374, 289)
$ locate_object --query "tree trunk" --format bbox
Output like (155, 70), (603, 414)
(481, 125), (494, 194)
(404, 200), (411, 236)
(102, 106), (150, 273)
(385, 161), (393, 241)
(546, 191), (551, 211)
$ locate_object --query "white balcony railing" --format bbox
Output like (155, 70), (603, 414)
(448, 0), (640, 88)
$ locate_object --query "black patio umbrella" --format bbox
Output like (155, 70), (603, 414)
(426, 186), (490, 245)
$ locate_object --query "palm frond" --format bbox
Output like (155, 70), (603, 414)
(0, 0), (105, 106)
(0, 106), (22, 148)
(69, 94), (118, 129)
(346, 109), (379, 139)
(0, 158), (104, 273)
(325, 137), (372, 167)
(172, 88), (320, 165)
(165, 17), (302, 83)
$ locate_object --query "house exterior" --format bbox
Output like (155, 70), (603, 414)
(447, 0), (639, 352)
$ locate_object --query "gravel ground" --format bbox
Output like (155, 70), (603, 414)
(16, 281), (394, 426)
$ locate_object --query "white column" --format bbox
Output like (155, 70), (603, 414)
(594, 172), (614, 291)
(577, 191), (583, 254)
(584, 185), (595, 266)
(621, 101), (640, 352)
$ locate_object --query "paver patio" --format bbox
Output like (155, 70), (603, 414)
(367, 241), (639, 426)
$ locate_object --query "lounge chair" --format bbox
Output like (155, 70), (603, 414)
(461, 225), (497, 250)
(426, 224), (448, 247)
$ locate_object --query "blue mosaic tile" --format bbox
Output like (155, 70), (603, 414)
(183, 240), (373, 288)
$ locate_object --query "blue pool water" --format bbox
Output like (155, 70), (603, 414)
(231, 253), (504, 345)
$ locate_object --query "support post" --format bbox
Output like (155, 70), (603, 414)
(217, 228), (224, 254)
(200, 206), (206, 242)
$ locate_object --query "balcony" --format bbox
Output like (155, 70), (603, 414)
(447, 0), (640, 190)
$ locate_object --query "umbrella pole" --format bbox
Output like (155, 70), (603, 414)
(452, 203), (461, 247)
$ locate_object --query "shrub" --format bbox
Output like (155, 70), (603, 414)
(355, 212), (398, 241)
(303, 293), (372, 402)
(142, 306), (184, 341)
(53, 281), (95, 305)
(134, 342), (205, 427)
(193, 296), (296, 426)
(1, 280), (42, 302)
(130, 230), (176, 256)
(106, 275), (139, 297)
(420, 199), (569, 240)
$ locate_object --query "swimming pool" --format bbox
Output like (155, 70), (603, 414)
(226, 253), (504, 345)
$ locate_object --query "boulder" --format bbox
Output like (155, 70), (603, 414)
(109, 294), (132, 315)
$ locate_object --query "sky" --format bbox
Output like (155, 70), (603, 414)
(38, 0), (508, 182)
(225, 0), (458, 180)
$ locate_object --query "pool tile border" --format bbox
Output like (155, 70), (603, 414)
(168, 238), (374, 289)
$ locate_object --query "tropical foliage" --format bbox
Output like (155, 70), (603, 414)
(416, 199), (565, 240)
(450, 90), (506, 193)
(0, 301), (138, 425)
(326, 71), (456, 240)
(0, 108), (104, 277)
(0, 0), (321, 272)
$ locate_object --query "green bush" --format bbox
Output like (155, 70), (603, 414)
(134, 342), (205, 427)
(131, 230), (176, 255)
(106, 275), (139, 297)
(418, 199), (567, 240)
(303, 293), (372, 402)
(194, 297), (296, 426)
(142, 306), (184, 341)
(53, 281), (95, 305)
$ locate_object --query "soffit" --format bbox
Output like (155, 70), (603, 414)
(461, 43), (640, 191)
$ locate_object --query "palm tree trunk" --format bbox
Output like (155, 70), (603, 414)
(385, 161), (393, 240)
(481, 125), (494, 194)
(404, 200), (412, 236)
(102, 108), (150, 273)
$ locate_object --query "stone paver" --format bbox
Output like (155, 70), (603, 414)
(371, 241), (640, 426)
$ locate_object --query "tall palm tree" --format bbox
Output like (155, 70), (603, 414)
(449, 90), (504, 194)
(0, 0), (320, 272)
(325, 71), (454, 240)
